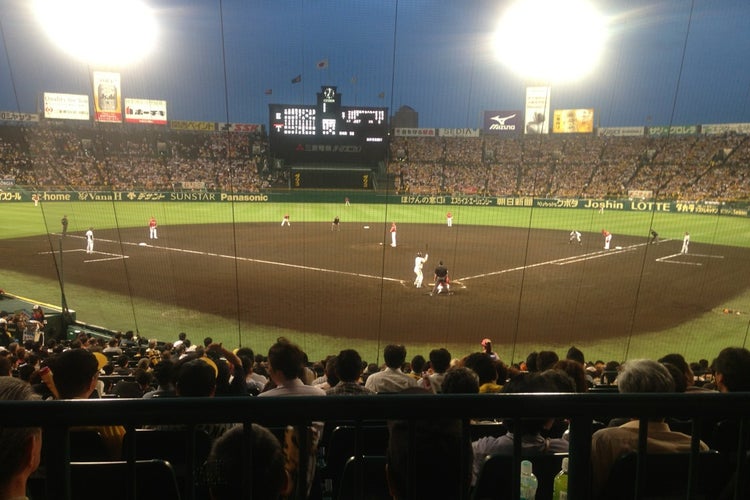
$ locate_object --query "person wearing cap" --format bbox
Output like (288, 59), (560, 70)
(31, 305), (44, 324)
(148, 215), (158, 239)
(413, 251), (429, 288)
(85, 227), (94, 254)
(481, 339), (498, 361)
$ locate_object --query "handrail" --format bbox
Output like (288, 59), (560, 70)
(3, 392), (748, 426)
(4, 392), (750, 499)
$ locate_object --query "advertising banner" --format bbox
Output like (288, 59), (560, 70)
(0, 111), (39, 122)
(170, 120), (216, 131)
(598, 126), (644, 137)
(124, 98), (167, 125)
(393, 128), (436, 137)
(483, 111), (521, 135)
(438, 128), (481, 138)
(92, 71), (122, 123)
(702, 123), (750, 135)
(525, 86), (551, 134)
(218, 123), (263, 133)
(43, 93), (90, 121)
(648, 125), (698, 136)
(553, 108), (594, 133)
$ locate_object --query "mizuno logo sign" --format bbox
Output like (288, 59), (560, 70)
(490, 114), (516, 125)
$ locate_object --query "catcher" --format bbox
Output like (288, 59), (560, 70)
(430, 261), (451, 296)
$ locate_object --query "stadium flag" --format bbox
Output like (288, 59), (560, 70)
(291, 74), (302, 84)
(264, 89), (272, 95)
(316, 58), (329, 69)
(378, 91), (385, 99)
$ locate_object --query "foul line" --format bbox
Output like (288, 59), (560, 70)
(50, 234), (407, 284)
(458, 242), (647, 283)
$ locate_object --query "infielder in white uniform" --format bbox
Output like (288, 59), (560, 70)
(413, 252), (428, 288)
(569, 230), (582, 245)
(681, 232), (690, 254)
(390, 222), (397, 247)
(85, 227), (94, 254)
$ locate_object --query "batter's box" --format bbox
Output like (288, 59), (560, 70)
(39, 248), (129, 263)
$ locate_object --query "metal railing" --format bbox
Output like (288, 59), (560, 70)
(3, 392), (750, 499)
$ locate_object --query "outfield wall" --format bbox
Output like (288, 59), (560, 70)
(4, 189), (749, 217)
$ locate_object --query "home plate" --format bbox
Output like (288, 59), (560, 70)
(363, 225), (370, 229)
(139, 242), (148, 246)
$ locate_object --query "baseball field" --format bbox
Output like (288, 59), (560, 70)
(2, 200), (749, 365)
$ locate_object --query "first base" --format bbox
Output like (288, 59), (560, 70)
(138, 242), (147, 246)
(363, 225), (370, 229)
(615, 246), (622, 249)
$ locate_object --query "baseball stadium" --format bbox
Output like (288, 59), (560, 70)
(1, 0), (749, 367)
(4, 2), (750, 500)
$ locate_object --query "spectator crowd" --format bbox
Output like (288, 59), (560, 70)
(2, 321), (750, 499)
(2, 121), (750, 202)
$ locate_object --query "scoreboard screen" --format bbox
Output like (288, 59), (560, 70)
(269, 86), (388, 164)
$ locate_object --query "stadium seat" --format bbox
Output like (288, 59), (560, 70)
(471, 453), (567, 500)
(121, 428), (212, 496)
(335, 455), (390, 500)
(321, 424), (389, 499)
(70, 459), (181, 500)
(40, 429), (111, 464)
(596, 451), (729, 500)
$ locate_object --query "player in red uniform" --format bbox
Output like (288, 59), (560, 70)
(148, 216), (158, 239)
(601, 229), (612, 250)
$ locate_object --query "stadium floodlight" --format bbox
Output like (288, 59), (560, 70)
(493, 0), (608, 84)
(32, 0), (158, 67)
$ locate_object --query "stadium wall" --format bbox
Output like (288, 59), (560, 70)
(4, 189), (749, 217)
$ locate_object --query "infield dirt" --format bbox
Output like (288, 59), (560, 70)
(4, 222), (747, 347)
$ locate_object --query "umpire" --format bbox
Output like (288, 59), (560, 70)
(430, 261), (450, 296)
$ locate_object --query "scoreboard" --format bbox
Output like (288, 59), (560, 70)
(269, 86), (388, 164)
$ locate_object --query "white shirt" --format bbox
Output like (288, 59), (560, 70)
(364, 367), (418, 393)
(414, 254), (428, 272)
(258, 377), (326, 397)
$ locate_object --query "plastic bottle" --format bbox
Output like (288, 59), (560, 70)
(520, 459), (538, 500)
(553, 457), (569, 500)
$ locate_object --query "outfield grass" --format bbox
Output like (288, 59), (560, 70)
(2, 200), (749, 364)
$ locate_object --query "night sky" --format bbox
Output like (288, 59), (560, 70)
(1, 0), (749, 128)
